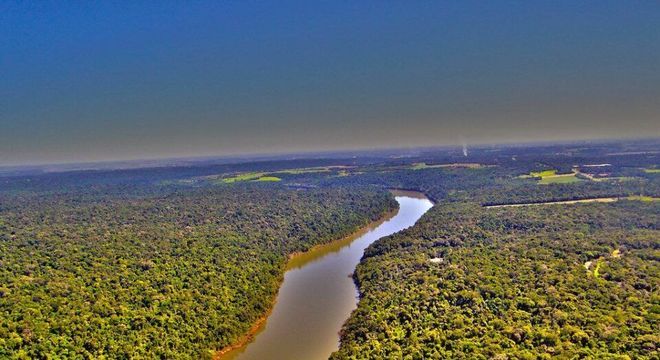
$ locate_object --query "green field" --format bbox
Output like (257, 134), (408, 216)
(528, 169), (581, 184)
(219, 172), (265, 183)
(216, 166), (347, 184)
(253, 176), (281, 182)
(274, 166), (342, 175)
(537, 174), (581, 184)
(530, 169), (557, 177)
(626, 195), (659, 202)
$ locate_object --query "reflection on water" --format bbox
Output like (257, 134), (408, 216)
(220, 191), (433, 360)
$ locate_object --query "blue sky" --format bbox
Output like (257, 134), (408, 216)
(2, 1), (659, 165)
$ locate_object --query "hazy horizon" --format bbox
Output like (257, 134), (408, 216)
(3, 1), (660, 166)
(2, 135), (657, 169)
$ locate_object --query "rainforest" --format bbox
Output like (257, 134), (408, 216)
(1, 140), (658, 359)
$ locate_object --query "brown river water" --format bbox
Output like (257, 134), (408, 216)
(219, 190), (433, 360)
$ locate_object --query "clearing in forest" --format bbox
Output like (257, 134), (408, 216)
(523, 169), (582, 184)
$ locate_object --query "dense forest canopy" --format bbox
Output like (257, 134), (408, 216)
(331, 201), (658, 359)
(1, 140), (658, 358)
(0, 185), (395, 358)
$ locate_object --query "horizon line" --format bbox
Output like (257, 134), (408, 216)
(1, 135), (657, 170)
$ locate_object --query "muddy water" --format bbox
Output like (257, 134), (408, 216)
(220, 190), (433, 360)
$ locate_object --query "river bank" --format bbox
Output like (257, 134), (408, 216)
(216, 191), (433, 360)
(212, 193), (402, 359)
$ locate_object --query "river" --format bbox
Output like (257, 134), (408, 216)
(219, 190), (433, 360)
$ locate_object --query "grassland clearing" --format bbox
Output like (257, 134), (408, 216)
(538, 173), (581, 184)
(218, 172), (265, 184)
(626, 195), (659, 202)
(213, 166), (351, 184)
(577, 170), (636, 182)
(530, 169), (558, 177)
(525, 169), (582, 184)
(253, 176), (281, 182)
(274, 166), (352, 175)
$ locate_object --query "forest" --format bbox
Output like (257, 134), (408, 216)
(0, 184), (395, 358)
(331, 201), (658, 359)
(327, 143), (659, 359)
(1, 140), (658, 358)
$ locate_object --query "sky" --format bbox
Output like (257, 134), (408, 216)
(2, 1), (660, 165)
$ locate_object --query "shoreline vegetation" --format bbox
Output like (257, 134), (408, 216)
(332, 199), (658, 359)
(285, 208), (399, 271)
(0, 185), (397, 359)
(213, 199), (403, 359)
